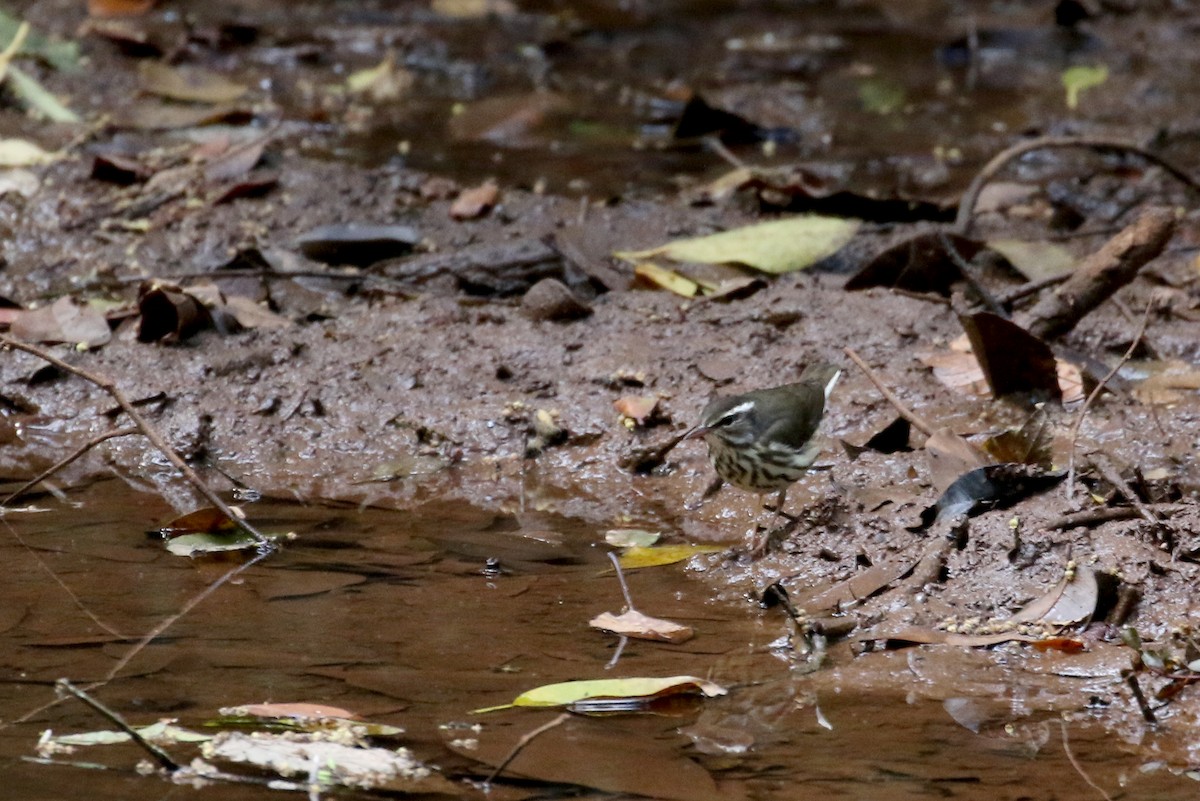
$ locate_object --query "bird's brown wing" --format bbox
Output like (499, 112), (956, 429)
(761, 382), (826, 449)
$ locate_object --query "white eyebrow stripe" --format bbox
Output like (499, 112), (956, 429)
(724, 401), (756, 417)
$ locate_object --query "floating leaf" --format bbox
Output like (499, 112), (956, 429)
(475, 676), (726, 713)
(589, 609), (694, 644)
(165, 530), (261, 557)
(615, 215), (860, 275)
(50, 720), (210, 747)
(1062, 64), (1108, 110)
(617, 544), (723, 569)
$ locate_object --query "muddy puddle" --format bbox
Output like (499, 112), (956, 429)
(1, 480), (1193, 799)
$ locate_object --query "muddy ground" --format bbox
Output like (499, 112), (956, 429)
(2, 0), (1200, 794)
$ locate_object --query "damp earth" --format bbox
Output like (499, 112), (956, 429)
(2, 1), (1200, 799)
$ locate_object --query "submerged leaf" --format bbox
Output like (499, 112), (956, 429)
(616, 215), (860, 275)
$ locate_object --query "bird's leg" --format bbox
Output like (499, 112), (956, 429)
(762, 488), (799, 523)
(747, 494), (772, 557)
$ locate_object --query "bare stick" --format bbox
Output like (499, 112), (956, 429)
(936, 230), (1005, 316)
(1065, 300), (1152, 501)
(485, 713), (570, 786)
(0, 335), (271, 547)
(997, 273), (1071, 307)
(1124, 673), (1158, 725)
(10, 548), (270, 730)
(1059, 720), (1114, 801)
(1043, 505), (1180, 531)
(843, 347), (935, 438)
(2, 426), (137, 506)
(607, 551), (637, 611)
(56, 678), (181, 772)
(955, 136), (1200, 235)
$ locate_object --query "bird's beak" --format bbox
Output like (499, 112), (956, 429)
(683, 425), (709, 441)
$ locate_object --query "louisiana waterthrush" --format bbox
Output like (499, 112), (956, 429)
(686, 362), (841, 554)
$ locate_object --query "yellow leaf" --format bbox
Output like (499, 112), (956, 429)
(617, 544), (724, 569)
(632, 261), (701, 297)
(473, 676), (726, 713)
(616, 215), (860, 275)
(1061, 65), (1108, 110)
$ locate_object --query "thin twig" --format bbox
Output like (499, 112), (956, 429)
(1059, 719), (1114, 801)
(607, 551), (637, 611)
(936, 230), (1006, 316)
(485, 713), (570, 786)
(1124, 674), (1158, 725)
(997, 273), (1071, 307)
(0, 335), (271, 547)
(1065, 299), (1153, 501)
(56, 679), (181, 772)
(1, 516), (127, 638)
(2, 426), (137, 506)
(843, 347), (936, 438)
(102, 548), (270, 682)
(1043, 505), (1180, 531)
(955, 136), (1200, 235)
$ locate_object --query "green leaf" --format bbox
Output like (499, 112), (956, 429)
(474, 676), (727, 713)
(1061, 65), (1108, 110)
(987, 239), (1076, 282)
(858, 77), (906, 115)
(615, 215), (860, 275)
(166, 531), (261, 557)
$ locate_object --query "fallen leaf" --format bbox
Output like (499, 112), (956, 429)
(345, 51), (413, 103)
(449, 179), (499, 220)
(88, 0), (156, 16)
(590, 609), (694, 643)
(845, 232), (980, 294)
(165, 531), (260, 557)
(987, 238), (1076, 282)
(139, 61), (248, 104)
(914, 463), (1064, 530)
(959, 312), (1061, 402)
(226, 703), (361, 721)
(431, 0), (516, 18)
(0, 137), (55, 167)
(615, 215), (861, 275)
(1062, 64), (1108, 110)
(604, 529), (661, 547)
(632, 261), (702, 297)
(9, 296), (111, 347)
(1012, 565), (1098, 626)
(613, 395), (659, 425)
(925, 427), (991, 495)
(617, 544), (724, 569)
(475, 675), (726, 713)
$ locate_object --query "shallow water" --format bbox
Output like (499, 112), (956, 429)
(0, 480), (1193, 799)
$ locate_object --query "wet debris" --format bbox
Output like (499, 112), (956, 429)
(295, 224), (421, 267)
(520, 277), (592, 322)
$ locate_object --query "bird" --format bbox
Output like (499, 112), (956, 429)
(686, 362), (841, 556)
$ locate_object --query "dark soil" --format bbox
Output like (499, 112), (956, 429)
(3, 0), (1200, 795)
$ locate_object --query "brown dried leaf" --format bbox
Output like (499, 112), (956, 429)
(614, 395), (659, 425)
(139, 61), (248, 104)
(589, 609), (694, 643)
(9, 296), (111, 347)
(449, 179), (500, 220)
